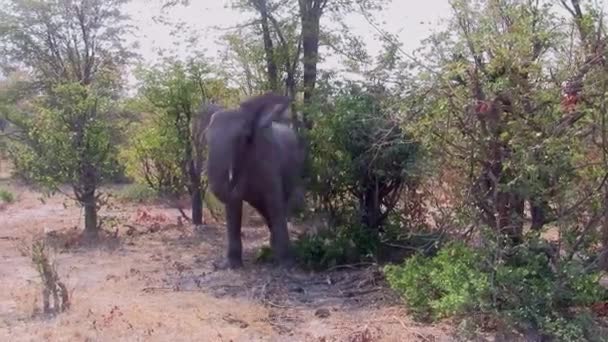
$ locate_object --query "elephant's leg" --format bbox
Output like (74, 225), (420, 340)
(249, 201), (281, 262)
(265, 199), (294, 266)
(249, 200), (271, 231)
(216, 200), (244, 269)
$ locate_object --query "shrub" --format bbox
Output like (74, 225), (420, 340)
(294, 223), (378, 271)
(384, 241), (608, 340)
(115, 183), (160, 203)
(119, 119), (188, 197)
(306, 82), (421, 231)
(384, 242), (489, 320)
(0, 188), (14, 203)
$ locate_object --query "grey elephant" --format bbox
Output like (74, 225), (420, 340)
(200, 92), (304, 269)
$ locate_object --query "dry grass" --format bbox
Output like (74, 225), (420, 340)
(18, 237), (70, 315)
(0, 181), (459, 342)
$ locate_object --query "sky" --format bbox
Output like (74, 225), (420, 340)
(121, 0), (454, 79)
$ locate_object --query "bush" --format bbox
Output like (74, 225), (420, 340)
(306, 82), (421, 231)
(115, 183), (160, 203)
(384, 242), (490, 320)
(299, 81), (424, 270)
(0, 188), (14, 203)
(384, 241), (608, 340)
(119, 118), (188, 197)
(294, 223), (378, 271)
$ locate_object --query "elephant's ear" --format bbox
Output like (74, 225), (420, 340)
(240, 92), (291, 131)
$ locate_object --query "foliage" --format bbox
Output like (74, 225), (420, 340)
(400, 0), (608, 246)
(115, 183), (160, 204)
(384, 240), (608, 340)
(384, 242), (490, 320)
(0, 0), (136, 94)
(124, 58), (239, 192)
(120, 116), (188, 197)
(120, 58), (240, 223)
(307, 81), (421, 230)
(16, 236), (70, 315)
(0, 188), (14, 203)
(10, 83), (117, 188)
(294, 223), (378, 271)
(0, 0), (134, 237)
(7, 82), (118, 236)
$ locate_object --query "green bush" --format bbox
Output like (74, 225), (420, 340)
(115, 183), (160, 203)
(294, 223), (378, 271)
(306, 82), (421, 231)
(0, 188), (14, 203)
(384, 242), (489, 320)
(384, 241), (608, 340)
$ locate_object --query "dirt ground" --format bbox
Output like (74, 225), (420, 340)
(0, 180), (462, 342)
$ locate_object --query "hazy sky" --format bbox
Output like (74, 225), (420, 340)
(122, 0), (454, 71)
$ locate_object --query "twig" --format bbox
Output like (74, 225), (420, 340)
(414, 332), (431, 342)
(392, 315), (408, 330)
(0, 236), (18, 241)
(325, 262), (376, 272)
(340, 287), (382, 298)
(141, 287), (173, 292)
(265, 300), (290, 309)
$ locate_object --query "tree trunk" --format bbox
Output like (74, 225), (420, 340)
(299, 0), (323, 129)
(253, 0), (279, 92)
(82, 191), (98, 239)
(191, 187), (203, 225)
(360, 185), (380, 231)
(189, 160), (203, 225)
(530, 198), (549, 231)
(600, 184), (608, 270)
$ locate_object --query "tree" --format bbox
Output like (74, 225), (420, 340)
(227, 0), (302, 117)
(0, 0), (135, 238)
(404, 0), (608, 250)
(164, 0), (386, 131)
(0, 0), (135, 93)
(308, 81), (420, 231)
(125, 58), (239, 225)
(10, 83), (118, 238)
(297, 0), (387, 128)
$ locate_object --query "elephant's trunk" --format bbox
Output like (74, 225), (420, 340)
(207, 140), (247, 203)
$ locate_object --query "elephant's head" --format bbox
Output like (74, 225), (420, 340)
(205, 92), (291, 201)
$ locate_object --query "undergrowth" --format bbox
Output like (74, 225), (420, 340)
(0, 187), (14, 203)
(115, 183), (160, 203)
(293, 224), (378, 271)
(18, 236), (70, 315)
(384, 240), (608, 341)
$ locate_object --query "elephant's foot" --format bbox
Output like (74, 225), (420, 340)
(213, 257), (243, 270)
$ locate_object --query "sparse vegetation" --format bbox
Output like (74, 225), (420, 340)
(0, 188), (14, 203)
(385, 239), (608, 340)
(18, 236), (70, 316)
(115, 183), (160, 204)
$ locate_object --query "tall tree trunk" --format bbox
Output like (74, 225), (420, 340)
(82, 190), (98, 239)
(191, 187), (203, 225)
(299, 0), (323, 129)
(253, 0), (279, 92)
(601, 185), (608, 270)
(600, 77), (608, 270)
(360, 182), (381, 231)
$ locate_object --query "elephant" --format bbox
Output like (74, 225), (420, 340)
(201, 92), (305, 269)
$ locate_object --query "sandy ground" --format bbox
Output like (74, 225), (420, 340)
(0, 181), (460, 342)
